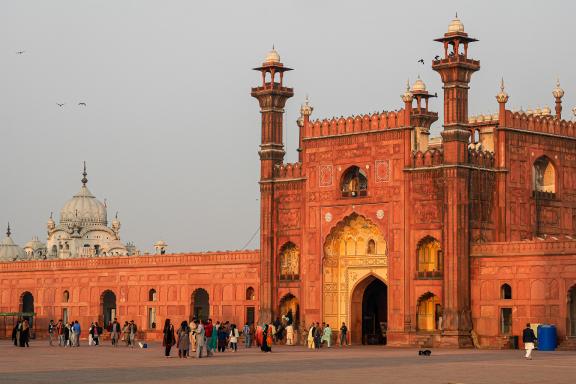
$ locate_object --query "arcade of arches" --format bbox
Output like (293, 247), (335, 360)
(323, 214), (388, 344)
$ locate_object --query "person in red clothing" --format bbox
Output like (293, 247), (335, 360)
(56, 319), (65, 347)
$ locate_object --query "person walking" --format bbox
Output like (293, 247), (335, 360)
(69, 321), (76, 347)
(73, 321), (81, 347)
(176, 321), (191, 358)
(205, 319), (215, 357)
(217, 324), (228, 352)
(48, 320), (56, 346)
(162, 319), (176, 357)
(260, 324), (272, 352)
(195, 320), (206, 358)
(88, 322), (94, 346)
(20, 319), (30, 347)
(90, 321), (102, 346)
(523, 323), (537, 360)
(189, 318), (198, 353)
(242, 322), (251, 348)
(64, 322), (71, 347)
(339, 322), (348, 347)
(307, 323), (315, 349)
(322, 323), (332, 348)
(286, 323), (294, 345)
(12, 320), (21, 346)
(129, 320), (137, 348)
(314, 322), (322, 350)
(110, 318), (120, 347)
(57, 320), (65, 347)
(229, 324), (239, 352)
(122, 321), (130, 346)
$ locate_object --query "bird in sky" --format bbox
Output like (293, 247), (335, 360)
(56, 103), (65, 107)
(16, 50), (25, 55)
(78, 102), (87, 106)
(417, 59), (425, 64)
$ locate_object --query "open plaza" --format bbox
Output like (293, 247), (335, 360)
(1, 341), (575, 384)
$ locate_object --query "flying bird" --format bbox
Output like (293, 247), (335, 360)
(417, 59), (425, 64)
(56, 103), (65, 107)
(78, 102), (86, 106)
(16, 50), (25, 55)
(434, 55), (440, 60)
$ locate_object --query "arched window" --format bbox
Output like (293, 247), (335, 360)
(246, 287), (255, 301)
(417, 292), (441, 331)
(533, 156), (556, 195)
(62, 290), (70, 303)
(366, 239), (376, 255)
(279, 242), (300, 281)
(341, 166), (368, 197)
(501, 283), (512, 300)
(148, 289), (157, 302)
(416, 237), (442, 278)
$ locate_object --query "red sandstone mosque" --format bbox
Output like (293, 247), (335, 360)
(2, 16), (576, 349)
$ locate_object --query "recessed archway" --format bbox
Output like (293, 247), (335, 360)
(279, 293), (299, 330)
(350, 275), (387, 345)
(568, 285), (576, 337)
(101, 290), (116, 328)
(191, 288), (209, 322)
(20, 291), (34, 326)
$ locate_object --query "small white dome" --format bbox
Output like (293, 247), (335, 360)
(553, 79), (565, 99)
(541, 106), (552, 115)
(448, 17), (465, 33)
(0, 226), (27, 262)
(154, 240), (167, 247)
(24, 236), (45, 251)
(264, 48), (280, 64)
(411, 77), (427, 92)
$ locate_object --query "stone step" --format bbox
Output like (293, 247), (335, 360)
(557, 338), (576, 351)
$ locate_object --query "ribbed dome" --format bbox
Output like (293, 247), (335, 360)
(264, 48), (280, 64)
(24, 236), (45, 251)
(412, 77), (427, 92)
(60, 185), (107, 226)
(448, 17), (465, 33)
(0, 227), (27, 262)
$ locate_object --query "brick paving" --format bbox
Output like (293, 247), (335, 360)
(0, 340), (575, 384)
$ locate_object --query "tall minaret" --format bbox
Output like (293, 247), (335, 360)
(251, 47), (294, 323)
(432, 15), (480, 347)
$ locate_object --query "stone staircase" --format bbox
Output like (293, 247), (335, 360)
(557, 337), (576, 351)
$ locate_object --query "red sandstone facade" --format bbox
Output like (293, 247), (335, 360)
(1, 19), (576, 348)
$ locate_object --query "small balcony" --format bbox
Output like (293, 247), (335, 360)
(416, 270), (443, 280)
(341, 189), (367, 198)
(532, 190), (555, 200)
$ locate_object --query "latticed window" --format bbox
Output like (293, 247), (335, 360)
(279, 243), (300, 281)
(417, 237), (442, 278)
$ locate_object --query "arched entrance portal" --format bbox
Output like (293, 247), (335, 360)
(351, 276), (387, 345)
(101, 290), (116, 327)
(568, 285), (576, 336)
(191, 288), (209, 322)
(279, 293), (300, 329)
(323, 213), (388, 344)
(20, 292), (34, 326)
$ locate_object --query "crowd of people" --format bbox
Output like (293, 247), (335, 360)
(307, 322), (349, 349)
(11, 319), (31, 347)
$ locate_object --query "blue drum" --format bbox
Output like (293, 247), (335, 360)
(536, 324), (557, 351)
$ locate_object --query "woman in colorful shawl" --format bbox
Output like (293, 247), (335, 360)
(260, 324), (272, 352)
(255, 324), (263, 347)
(177, 320), (191, 358)
(162, 318), (176, 357)
(307, 323), (315, 349)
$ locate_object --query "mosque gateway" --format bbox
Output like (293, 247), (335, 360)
(2, 17), (576, 349)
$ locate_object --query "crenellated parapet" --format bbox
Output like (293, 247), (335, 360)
(273, 162), (304, 179)
(502, 110), (576, 137)
(304, 110), (406, 139)
(412, 148), (443, 168)
(468, 148), (495, 168)
(471, 237), (576, 257)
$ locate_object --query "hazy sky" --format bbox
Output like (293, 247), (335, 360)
(1, 0), (574, 253)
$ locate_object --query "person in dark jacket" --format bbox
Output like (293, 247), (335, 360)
(162, 319), (175, 357)
(522, 323), (537, 359)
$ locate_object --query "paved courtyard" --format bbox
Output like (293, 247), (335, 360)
(0, 340), (575, 384)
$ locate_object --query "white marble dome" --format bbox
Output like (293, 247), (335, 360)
(264, 48), (280, 64)
(0, 227), (27, 262)
(412, 77), (427, 92)
(448, 17), (465, 33)
(60, 185), (107, 226)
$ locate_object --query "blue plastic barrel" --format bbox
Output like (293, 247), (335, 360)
(536, 324), (557, 351)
